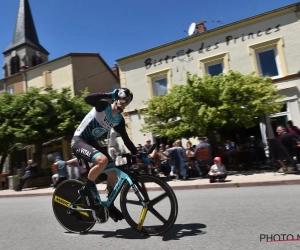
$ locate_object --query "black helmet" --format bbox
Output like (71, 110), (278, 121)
(118, 88), (133, 104)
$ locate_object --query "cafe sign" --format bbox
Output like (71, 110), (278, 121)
(144, 24), (281, 69)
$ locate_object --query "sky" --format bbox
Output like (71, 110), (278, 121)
(0, 0), (298, 78)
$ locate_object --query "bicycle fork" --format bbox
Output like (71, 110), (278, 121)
(131, 184), (148, 230)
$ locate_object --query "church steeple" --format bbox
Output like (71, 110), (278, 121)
(2, 0), (49, 77)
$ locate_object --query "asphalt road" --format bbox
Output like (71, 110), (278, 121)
(0, 185), (300, 250)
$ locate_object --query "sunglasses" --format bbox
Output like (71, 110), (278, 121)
(118, 97), (128, 104)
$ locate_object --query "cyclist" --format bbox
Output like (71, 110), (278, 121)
(71, 88), (148, 223)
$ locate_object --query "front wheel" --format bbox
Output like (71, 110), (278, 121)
(120, 174), (178, 236)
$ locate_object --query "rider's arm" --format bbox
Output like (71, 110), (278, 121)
(114, 118), (137, 155)
(84, 92), (114, 112)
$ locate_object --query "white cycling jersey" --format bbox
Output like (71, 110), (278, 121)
(74, 105), (122, 139)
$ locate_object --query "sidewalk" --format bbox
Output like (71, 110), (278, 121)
(1, 172), (300, 198)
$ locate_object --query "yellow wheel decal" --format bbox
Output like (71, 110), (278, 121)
(54, 195), (89, 217)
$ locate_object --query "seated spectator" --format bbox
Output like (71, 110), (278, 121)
(52, 156), (68, 188)
(208, 157), (227, 183)
(158, 144), (168, 161)
(163, 141), (186, 179)
(15, 160), (37, 191)
(186, 141), (194, 157)
(135, 157), (150, 174)
(186, 141), (195, 172)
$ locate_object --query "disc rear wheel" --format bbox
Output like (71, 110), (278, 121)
(52, 180), (95, 234)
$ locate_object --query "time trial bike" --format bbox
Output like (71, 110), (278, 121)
(52, 144), (178, 236)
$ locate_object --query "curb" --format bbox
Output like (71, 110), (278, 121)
(0, 179), (300, 198)
(143, 179), (300, 191)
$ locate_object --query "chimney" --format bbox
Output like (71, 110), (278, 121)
(195, 22), (207, 33)
(112, 63), (120, 80)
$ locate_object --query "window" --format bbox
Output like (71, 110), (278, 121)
(257, 48), (281, 77)
(248, 37), (287, 78)
(32, 55), (43, 66)
(7, 85), (14, 94)
(269, 102), (291, 132)
(206, 62), (224, 76)
(10, 55), (20, 75)
(42, 70), (52, 87)
(146, 68), (172, 97)
(32, 56), (37, 67)
(3, 64), (8, 78)
(199, 52), (229, 77)
(152, 77), (168, 96)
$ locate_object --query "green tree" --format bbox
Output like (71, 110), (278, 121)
(4, 87), (90, 167)
(0, 91), (23, 173)
(141, 71), (284, 154)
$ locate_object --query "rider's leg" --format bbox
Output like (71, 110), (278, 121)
(88, 154), (108, 181)
(81, 154), (108, 207)
(84, 154), (107, 188)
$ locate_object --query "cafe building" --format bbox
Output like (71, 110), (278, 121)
(115, 2), (300, 151)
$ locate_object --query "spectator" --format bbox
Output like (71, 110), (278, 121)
(175, 139), (190, 175)
(276, 125), (296, 173)
(287, 120), (300, 140)
(186, 141), (196, 175)
(194, 137), (213, 176)
(158, 144), (168, 161)
(175, 140), (183, 148)
(52, 156), (68, 188)
(142, 139), (152, 153)
(66, 153), (87, 180)
(135, 156), (150, 174)
(186, 141), (194, 157)
(15, 160), (37, 191)
(208, 157), (227, 183)
(159, 144), (166, 152)
(163, 142), (187, 180)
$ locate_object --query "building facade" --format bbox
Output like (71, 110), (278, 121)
(1, 52), (119, 96)
(116, 3), (300, 149)
(0, 0), (120, 171)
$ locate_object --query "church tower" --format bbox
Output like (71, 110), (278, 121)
(2, 0), (49, 78)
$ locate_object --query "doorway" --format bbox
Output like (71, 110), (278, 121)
(269, 103), (291, 135)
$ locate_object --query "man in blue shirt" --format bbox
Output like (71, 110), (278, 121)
(52, 156), (68, 188)
(194, 137), (213, 176)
